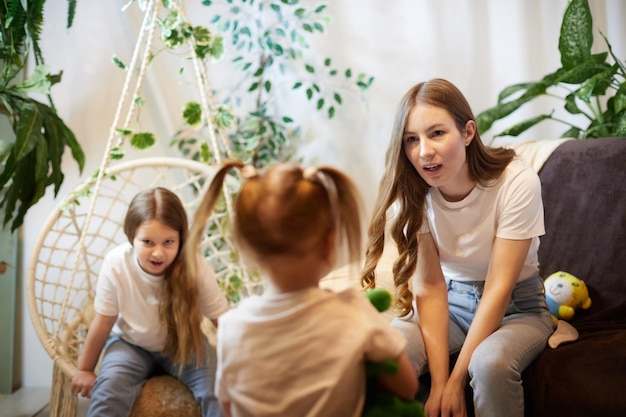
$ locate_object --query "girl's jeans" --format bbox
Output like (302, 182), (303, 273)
(87, 337), (222, 417)
(392, 275), (555, 417)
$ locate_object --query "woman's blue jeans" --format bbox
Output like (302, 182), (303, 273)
(392, 275), (555, 417)
(87, 337), (222, 417)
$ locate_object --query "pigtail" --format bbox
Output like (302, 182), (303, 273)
(313, 167), (364, 267)
(186, 160), (246, 283)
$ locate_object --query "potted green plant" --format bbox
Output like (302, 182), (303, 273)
(0, 0), (85, 231)
(476, 0), (626, 140)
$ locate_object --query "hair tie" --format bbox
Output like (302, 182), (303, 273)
(241, 165), (258, 179)
(303, 166), (318, 181)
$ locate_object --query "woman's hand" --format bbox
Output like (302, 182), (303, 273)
(71, 370), (97, 398)
(424, 384), (444, 417)
(440, 381), (467, 417)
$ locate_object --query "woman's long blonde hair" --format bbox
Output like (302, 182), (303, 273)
(360, 78), (515, 317)
(124, 187), (205, 367)
(186, 160), (364, 287)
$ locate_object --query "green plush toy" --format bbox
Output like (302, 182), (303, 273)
(363, 288), (425, 417)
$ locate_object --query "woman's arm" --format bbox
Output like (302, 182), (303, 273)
(443, 237), (531, 415)
(71, 312), (117, 398)
(412, 232), (450, 414)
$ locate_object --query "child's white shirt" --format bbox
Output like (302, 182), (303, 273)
(216, 286), (406, 417)
(94, 242), (228, 351)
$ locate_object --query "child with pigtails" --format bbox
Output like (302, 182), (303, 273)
(185, 160), (418, 417)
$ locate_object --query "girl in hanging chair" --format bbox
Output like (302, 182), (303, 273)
(71, 186), (229, 417)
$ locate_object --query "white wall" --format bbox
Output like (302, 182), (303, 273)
(17, 0), (626, 387)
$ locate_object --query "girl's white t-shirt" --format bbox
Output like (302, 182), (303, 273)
(94, 242), (229, 351)
(216, 287), (407, 417)
(422, 158), (545, 283)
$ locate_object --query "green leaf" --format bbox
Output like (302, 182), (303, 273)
(306, 88), (313, 100)
(476, 83), (547, 133)
(183, 101), (203, 126)
(215, 106), (235, 128)
(345, 69), (352, 78)
(67, 0), (77, 28)
(328, 106), (335, 119)
(305, 64), (314, 74)
(116, 128), (132, 137)
(613, 85), (626, 114)
(495, 114), (553, 138)
(282, 116), (293, 123)
(34, 134), (48, 182)
(564, 93), (584, 115)
(293, 81), (302, 89)
(253, 66), (264, 77)
(14, 64), (52, 94)
(552, 60), (611, 85)
(112, 54), (126, 69)
(193, 26), (212, 45)
(264, 80), (272, 93)
(561, 126), (582, 139)
(316, 98), (324, 110)
(130, 132), (156, 149)
(334, 93), (342, 104)
(13, 104), (43, 161)
(616, 113), (626, 136)
(200, 141), (212, 162)
(208, 35), (225, 59)
(496, 82), (534, 104)
(110, 147), (125, 160)
(559, 0), (593, 69)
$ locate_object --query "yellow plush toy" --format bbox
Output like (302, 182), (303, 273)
(544, 271), (592, 323)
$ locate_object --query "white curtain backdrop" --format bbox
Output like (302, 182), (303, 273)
(17, 0), (625, 387)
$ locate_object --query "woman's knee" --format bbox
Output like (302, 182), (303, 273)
(468, 344), (518, 384)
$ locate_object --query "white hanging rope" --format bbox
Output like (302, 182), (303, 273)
(52, 0), (161, 343)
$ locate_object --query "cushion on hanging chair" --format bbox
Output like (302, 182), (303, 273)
(130, 375), (202, 417)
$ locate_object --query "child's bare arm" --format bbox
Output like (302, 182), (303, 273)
(377, 351), (419, 401)
(71, 313), (117, 397)
(220, 400), (233, 417)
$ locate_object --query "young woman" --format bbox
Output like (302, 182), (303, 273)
(361, 78), (555, 417)
(71, 187), (229, 417)
(186, 161), (418, 417)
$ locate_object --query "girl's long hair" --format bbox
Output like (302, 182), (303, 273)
(124, 187), (205, 367)
(360, 78), (515, 316)
(186, 160), (364, 289)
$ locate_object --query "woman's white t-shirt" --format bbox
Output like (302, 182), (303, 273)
(422, 158), (545, 282)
